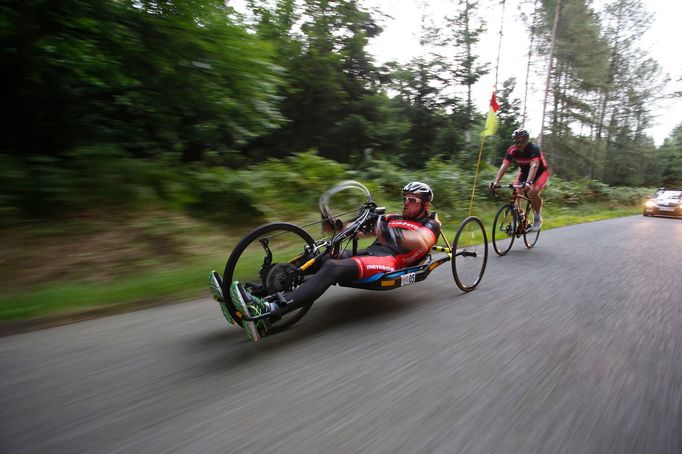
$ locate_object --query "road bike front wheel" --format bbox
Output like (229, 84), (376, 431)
(523, 204), (541, 248)
(492, 204), (516, 256)
(221, 222), (316, 334)
(451, 216), (488, 292)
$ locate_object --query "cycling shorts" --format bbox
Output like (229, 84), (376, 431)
(515, 170), (550, 190)
(351, 255), (399, 280)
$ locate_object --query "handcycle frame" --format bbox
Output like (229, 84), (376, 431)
(216, 181), (488, 335)
(490, 183), (541, 255)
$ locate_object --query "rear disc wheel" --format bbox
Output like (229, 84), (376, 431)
(222, 222), (316, 334)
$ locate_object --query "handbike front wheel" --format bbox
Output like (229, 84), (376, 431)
(451, 216), (488, 292)
(492, 204), (516, 256)
(221, 222), (316, 334)
(523, 204), (541, 248)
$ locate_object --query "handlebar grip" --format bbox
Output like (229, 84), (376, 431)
(374, 206), (386, 215)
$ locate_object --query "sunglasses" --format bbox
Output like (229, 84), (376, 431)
(403, 196), (422, 204)
(514, 139), (528, 145)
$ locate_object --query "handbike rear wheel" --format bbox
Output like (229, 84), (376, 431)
(451, 216), (488, 292)
(492, 204), (516, 256)
(221, 222), (316, 334)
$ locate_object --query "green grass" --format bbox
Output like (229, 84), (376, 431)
(542, 206), (641, 228)
(0, 204), (642, 325)
(0, 256), (225, 321)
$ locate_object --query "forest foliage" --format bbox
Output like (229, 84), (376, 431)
(1, 0), (680, 223)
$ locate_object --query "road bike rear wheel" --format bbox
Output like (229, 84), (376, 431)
(523, 204), (541, 248)
(222, 222), (316, 334)
(492, 204), (516, 256)
(452, 216), (488, 292)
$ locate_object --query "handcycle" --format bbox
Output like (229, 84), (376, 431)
(490, 183), (541, 256)
(209, 181), (488, 336)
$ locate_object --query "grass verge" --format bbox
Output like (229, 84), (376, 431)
(0, 205), (641, 332)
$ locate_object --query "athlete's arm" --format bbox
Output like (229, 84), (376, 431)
(397, 226), (437, 251)
(493, 160), (510, 185)
(376, 215), (438, 251)
(526, 160), (540, 184)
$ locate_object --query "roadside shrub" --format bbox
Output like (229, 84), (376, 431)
(606, 185), (651, 206)
(581, 178), (611, 202)
(355, 158), (411, 196)
(0, 153), (28, 221)
(183, 166), (265, 223)
(423, 159), (466, 211)
(0, 146), (653, 226)
(543, 178), (581, 206)
(246, 150), (349, 219)
(0, 147), (180, 219)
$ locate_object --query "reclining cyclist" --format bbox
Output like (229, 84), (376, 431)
(229, 182), (441, 342)
(490, 128), (550, 231)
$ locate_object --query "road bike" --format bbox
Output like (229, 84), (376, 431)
(490, 183), (541, 256)
(209, 181), (488, 336)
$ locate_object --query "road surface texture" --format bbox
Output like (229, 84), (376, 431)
(1, 215), (681, 453)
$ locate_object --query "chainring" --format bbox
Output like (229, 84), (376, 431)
(264, 262), (302, 294)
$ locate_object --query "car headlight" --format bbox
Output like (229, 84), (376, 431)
(645, 200), (656, 208)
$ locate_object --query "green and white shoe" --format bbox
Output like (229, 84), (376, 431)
(209, 271), (234, 325)
(229, 281), (271, 342)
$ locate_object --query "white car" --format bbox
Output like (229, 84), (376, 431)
(643, 188), (682, 217)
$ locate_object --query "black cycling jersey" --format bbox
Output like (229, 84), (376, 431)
(373, 214), (441, 256)
(503, 142), (549, 179)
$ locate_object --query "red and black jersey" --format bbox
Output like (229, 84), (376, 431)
(339, 213), (440, 280)
(367, 214), (440, 268)
(503, 142), (549, 179)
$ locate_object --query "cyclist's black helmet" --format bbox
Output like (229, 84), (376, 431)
(403, 181), (433, 202)
(512, 128), (530, 140)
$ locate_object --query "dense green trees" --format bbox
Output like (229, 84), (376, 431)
(530, 0), (672, 186)
(441, 0), (490, 133)
(0, 0), (680, 220)
(656, 125), (682, 186)
(244, 0), (387, 163)
(2, 0), (283, 160)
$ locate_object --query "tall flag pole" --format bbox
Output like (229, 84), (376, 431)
(469, 91), (500, 216)
(468, 1), (506, 217)
(493, 0), (506, 90)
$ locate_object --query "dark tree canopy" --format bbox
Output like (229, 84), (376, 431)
(0, 0), (679, 219)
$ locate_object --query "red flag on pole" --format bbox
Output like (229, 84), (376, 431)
(490, 92), (499, 112)
(483, 92), (499, 136)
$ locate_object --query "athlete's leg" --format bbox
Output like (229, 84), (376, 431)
(281, 258), (359, 311)
(528, 188), (542, 214)
(513, 172), (526, 215)
(513, 172), (524, 197)
(529, 172), (550, 218)
(278, 248), (398, 312)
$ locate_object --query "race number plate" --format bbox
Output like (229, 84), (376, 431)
(400, 272), (416, 286)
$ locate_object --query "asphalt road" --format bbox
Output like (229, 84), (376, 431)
(1, 215), (681, 454)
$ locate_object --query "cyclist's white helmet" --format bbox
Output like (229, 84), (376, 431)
(512, 128), (530, 140)
(403, 181), (433, 202)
